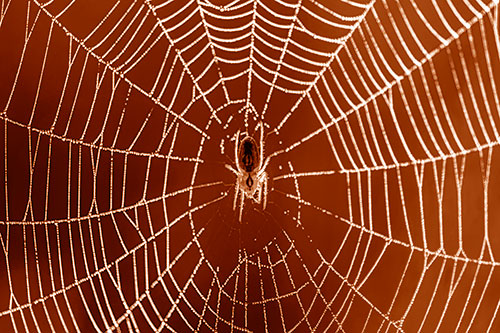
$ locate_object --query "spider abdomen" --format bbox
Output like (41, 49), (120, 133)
(239, 137), (259, 173)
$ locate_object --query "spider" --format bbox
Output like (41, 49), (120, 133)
(225, 123), (270, 221)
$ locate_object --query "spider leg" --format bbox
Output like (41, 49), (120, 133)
(225, 164), (238, 175)
(257, 122), (264, 170)
(239, 188), (245, 222)
(234, 130), (242, 171)
(233, 181), (240, 211)
(256, 182), (262, 204)
(257, 156), (271, 177)
(263, 173), (268, 210)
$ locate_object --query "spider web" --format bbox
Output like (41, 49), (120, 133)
(1, 0), (500, 331)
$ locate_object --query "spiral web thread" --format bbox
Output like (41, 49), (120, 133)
(1, 0), (500, 331)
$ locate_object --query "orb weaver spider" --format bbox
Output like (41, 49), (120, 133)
(225, 123), (270, 221)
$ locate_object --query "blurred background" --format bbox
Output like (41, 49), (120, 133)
(1, 0), (500, 331)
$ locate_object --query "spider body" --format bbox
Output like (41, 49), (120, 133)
(239, 137), (259, 189)
(240, 138), (258, 172)
(226, 124), (270, 221)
